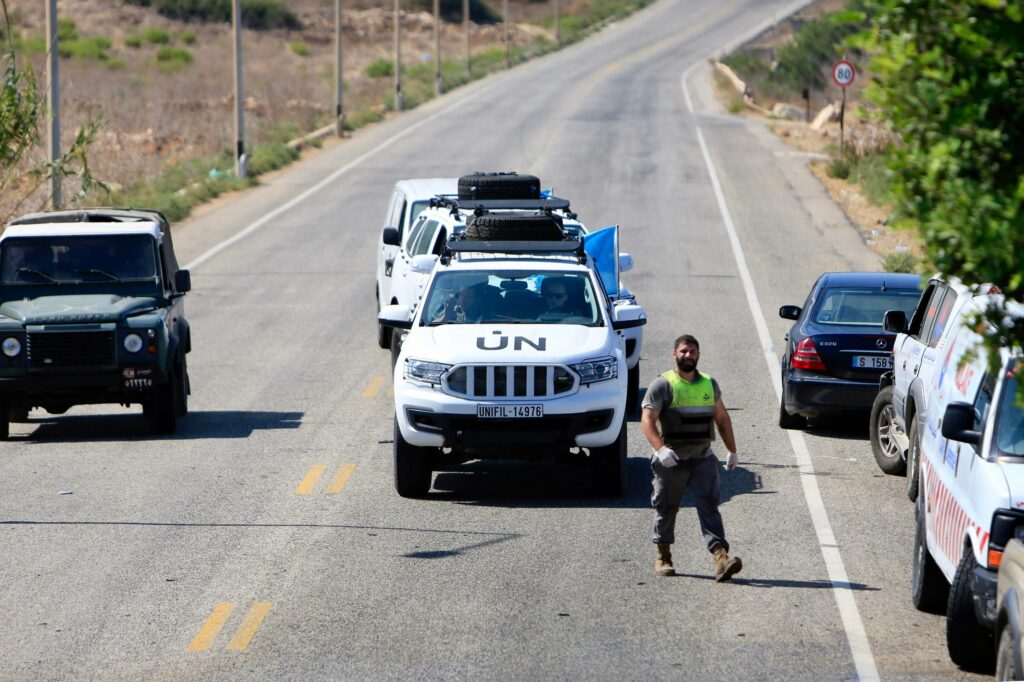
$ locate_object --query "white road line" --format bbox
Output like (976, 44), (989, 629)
(681, 60), (880, 682)
(183, 81), (497, 272)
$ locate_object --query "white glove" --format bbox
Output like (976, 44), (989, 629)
(655, 445), (679, 468)
(725, 451), (738, 471)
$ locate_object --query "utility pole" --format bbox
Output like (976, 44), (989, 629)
(433, 0), (441, 96)
(463, 0), (471, 79)
(335, 0), (344, 135)
(503, 0), (510, 69)
(45, 0), (61, 208)
(231, 0), (247, 177)
(554, 0), (560, 44)
(393, 0), (403, 111)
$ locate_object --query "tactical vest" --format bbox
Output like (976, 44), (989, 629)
(660, 370), (716, 443)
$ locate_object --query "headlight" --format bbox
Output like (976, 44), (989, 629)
(2, 337), (21, 357)
(405, 358), (451, 385)
(571, 356), (617, 384)
(123, 334), (144, 353)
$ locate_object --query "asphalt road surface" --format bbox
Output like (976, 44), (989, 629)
(0, 0), (987, 679)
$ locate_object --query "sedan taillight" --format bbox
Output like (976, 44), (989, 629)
(792, 337), (827, 371)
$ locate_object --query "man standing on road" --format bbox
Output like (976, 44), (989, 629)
(641, 334), (743, 581)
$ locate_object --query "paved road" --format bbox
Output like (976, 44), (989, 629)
(0, 0), (986, 679)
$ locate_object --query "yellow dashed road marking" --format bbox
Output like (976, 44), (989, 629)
(325, 464), (356, 494)
(363, 376), (386, 398)
(295, 464), (327, 495)
(188, 602), (235, 652)
(226, 602), (273, 652)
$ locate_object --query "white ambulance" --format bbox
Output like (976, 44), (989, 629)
(910, 291), (1023, 671)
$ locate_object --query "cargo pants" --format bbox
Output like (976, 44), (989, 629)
(651, 451), (728, 552)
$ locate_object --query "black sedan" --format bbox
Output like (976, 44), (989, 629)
(778, 271), (922, 429)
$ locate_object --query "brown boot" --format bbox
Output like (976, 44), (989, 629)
(713, 546), (742, 582)
(655, 543), (675, 576)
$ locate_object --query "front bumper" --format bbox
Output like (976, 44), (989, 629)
(0, 366), (167, 405)
(395, 378), (625, 449)
(783, 370), (879, 417)
(971, 564), (999, 629)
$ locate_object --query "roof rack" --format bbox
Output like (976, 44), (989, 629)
(441, 238), (587, 264)
(430, 195), (572, 214)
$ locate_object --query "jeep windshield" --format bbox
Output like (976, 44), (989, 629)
(1, 236), (158, 285)
(423, 270), (602, 326)
(995, 359), (1024, 457)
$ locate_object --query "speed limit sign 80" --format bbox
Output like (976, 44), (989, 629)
(832, 60), (855, 88)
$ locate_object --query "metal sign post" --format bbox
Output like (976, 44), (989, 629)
(832, 59), (855, 159)
(463, 0), (471, 79)
(335, 0), (344, 136)
(45, 0), (61, 208)
(232, 0), (247, 178)
(394, 0), (403, 111)
(434, 0), (442, 96)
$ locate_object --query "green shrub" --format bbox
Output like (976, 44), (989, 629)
(59, 36), (112, 60)
(125, 34), (143, 48)
(105, 57), (127, 70)
(289, 41), (309, 57)
(143, 26), (171, 44)
(155, 45), (194, 71)
(247, 142), (299, 176)
(125, 0), (300, 30)
(365, 59), (394, 78)
(827, 156), (851, 179)
(18, 35), (47, 54)
(179, 30), (196, 44)
(344, 107), (384, 131)
(57, 18), (77, 41)
(882, 250), (920, 274)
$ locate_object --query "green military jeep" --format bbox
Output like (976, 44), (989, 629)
(0, 208), (192, 437)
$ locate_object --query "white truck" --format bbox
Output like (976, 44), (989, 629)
(379, 205), (646, 498)
(907, 290), (1023, 671)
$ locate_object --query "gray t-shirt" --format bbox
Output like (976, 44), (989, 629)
(642, 374), (722, 459)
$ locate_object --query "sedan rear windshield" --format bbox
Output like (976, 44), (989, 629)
(1, 235), (157, 284)
(995, 360), (1023, 457)
(812, 287), (921, 326)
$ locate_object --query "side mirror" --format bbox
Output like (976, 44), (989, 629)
(941, 402), (982, 446)
(779, 305), (801, 320)
(174, 269), (191, 293)
(883, 310), (907, 334)
(379, 304), (413, 330)
(410, 254), (438, 274)
(381, 227), (400, 247)
(618, 252), (634, 273)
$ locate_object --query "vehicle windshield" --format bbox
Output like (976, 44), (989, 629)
(812, 287), (921, 326)
(422, 269), (602, 326)
(995, 359), (1024, 457)
(0, 236), (158, 284)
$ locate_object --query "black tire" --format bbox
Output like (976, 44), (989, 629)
(912, 481), (948, 613)
(463, 214), (564, 241)
(393, 418), (434, 497)
(457, 172), (540, 201)
(9, 406), (29, 423)
(906, 418), (921, 502)
(946, 547), (995, 671)
(376, 289), (392, 350)
(870, 386), (906, 475)
(176, 358), (189, 418)
(144, 367), (178, 435)
(996, 624), (1020, 681)
(591, 421), (627, 497)
(778, 389), (807, 430)
(0, 398), (9, 440)
(626, 361), (640, 413)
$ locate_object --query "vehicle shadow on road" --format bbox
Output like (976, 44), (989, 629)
(13, 410), (304, 442)
(801, 413), (871, 442)
(669, 572), (880, 591)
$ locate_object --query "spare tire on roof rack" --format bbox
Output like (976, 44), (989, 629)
(463, 214), (565, 241)
(458, 172), (541, 201)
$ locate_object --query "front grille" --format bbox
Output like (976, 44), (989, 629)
(445, 365), (577, 399)
(27, 331), (116, 368)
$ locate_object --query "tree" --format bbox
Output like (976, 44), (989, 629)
(856, 0), (1023, 365)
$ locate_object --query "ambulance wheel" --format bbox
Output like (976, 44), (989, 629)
(946, 548), (994, 671)
(626, 362), (640, 413)
(778, 390), (806, 430)
(911, 482), (948, 614)
(393, 418), (433, 498)
(906, 419), (921, 502)
(870, 386), (906, 475)
(591, 421), (627, 497)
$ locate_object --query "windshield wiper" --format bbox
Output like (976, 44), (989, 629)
(76, 268), (122, 282)
(16, 267), (56, 283)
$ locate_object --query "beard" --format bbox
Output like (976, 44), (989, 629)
(676, 358), (698, 373)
